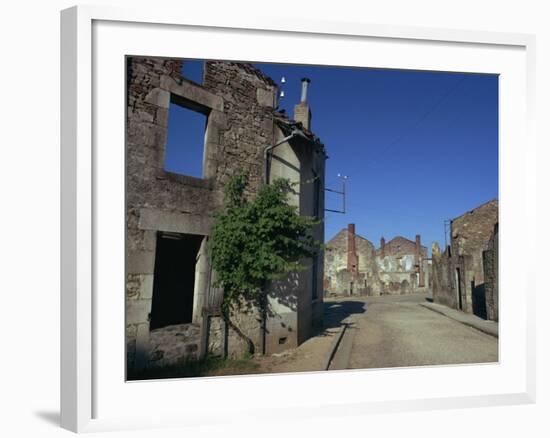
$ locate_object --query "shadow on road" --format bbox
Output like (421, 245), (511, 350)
(319, 300), (366, 335)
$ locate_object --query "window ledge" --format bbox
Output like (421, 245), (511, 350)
(158, 170), (213, 190)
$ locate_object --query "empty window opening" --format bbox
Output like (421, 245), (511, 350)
(180, 60), (204, 85)
(164, 99), (208, 178)
(150, 232), (204, 330)
(278, 337), (287, 345)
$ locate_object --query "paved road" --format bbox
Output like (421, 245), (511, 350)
(328, 293), (498, 370)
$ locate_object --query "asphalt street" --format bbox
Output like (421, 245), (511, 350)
(327, 294), (498, 370)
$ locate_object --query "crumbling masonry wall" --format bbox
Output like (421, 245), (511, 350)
(376, 235), (430, 295)
(483, 223), (499, 321)
(324, 228), (432, 297)
(324, 228), (382, 297)
(127, 57), (280, 370)
(431, 200), (498, 320)
(431, 243), (456, 309)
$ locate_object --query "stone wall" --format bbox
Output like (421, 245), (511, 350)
(206, 315), (253, 359)
(483, 223), (499, 321)
(126, 57), (276, 369)
(202, 61), (278, 194)
(432, 243), (456, 308)
(148, 324), (201, 367)
(431, 200), (499, 320)
(379, 236), (426, 258)
(451, 200), (498, 283)
(451, 199), (498, 317)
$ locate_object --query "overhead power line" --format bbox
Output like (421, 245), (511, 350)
(364, 75), (469, 168)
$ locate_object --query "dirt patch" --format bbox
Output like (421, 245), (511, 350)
(252, 327), (340, 374)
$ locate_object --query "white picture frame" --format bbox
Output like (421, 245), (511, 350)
(60, 5), (536, 433)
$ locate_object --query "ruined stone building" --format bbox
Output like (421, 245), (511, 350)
(377, 234), (430, 294)
(324, 224), (380, 296)
(126, 57), (326, 374)
(324, 224), (430, 296)
(431, 199), (498, 320)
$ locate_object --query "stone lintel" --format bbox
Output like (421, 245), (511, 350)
(160, 76), (223, 112)
(138, 208), (212, 236)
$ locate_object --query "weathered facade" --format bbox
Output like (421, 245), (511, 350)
(324, 224), (430, 297)
(324, 224), (382, 296)
(431, 200), (498, 320)
(377, 235), (430, 294)
(126, 57), (326, 374)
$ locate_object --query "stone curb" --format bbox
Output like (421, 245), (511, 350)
(322, 323), (348, 370)
(420, 303), (499, 338)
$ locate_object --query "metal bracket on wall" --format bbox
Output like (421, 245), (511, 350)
(325, 174), (347, 214)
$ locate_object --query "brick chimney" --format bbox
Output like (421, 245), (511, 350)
(293, 78), (311, 130)
(415, 234), (425, 287)
(347, 224), (358, 277)
(380, 237), (386, 259)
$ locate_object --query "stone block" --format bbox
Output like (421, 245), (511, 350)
(139, 274), (154, 299)
(208, 109), (228, 130)
(126, 299), (152, 324)
(127, 249), (155, 274)
(160, 75), (223, 111)
(256, 87), (275, 107)
(144, 88), (170, 108)
(138, 208), (212, 236)
(154, 107), (169, 127)
(142, 230), (157, 252)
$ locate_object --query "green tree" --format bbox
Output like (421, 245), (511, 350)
(210, 174), (321, 354)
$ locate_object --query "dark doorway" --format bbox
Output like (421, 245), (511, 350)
(471, 280), (488, 319)
(456, 268), (463, 310)
(150, 232), (203, 330)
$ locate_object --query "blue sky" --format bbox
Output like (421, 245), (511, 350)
(165, 60), (498, 252)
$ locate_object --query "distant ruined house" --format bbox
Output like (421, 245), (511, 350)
(431, 199), (498, 320)
(324, 224), (430, 296)
(126, 57), (326, 374)
(377, 235), (431, 294)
